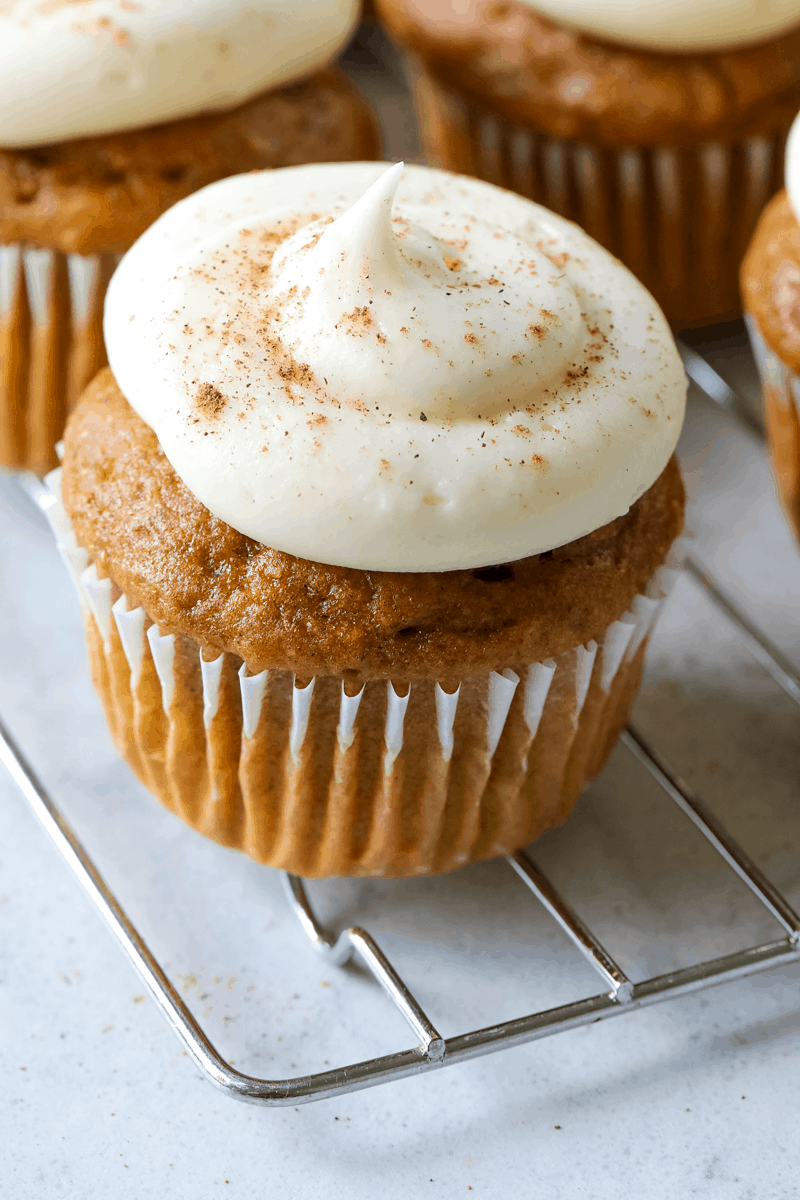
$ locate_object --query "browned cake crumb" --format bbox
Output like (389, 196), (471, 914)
(62, 368), (685, 685)
(0, 69), (379, 256)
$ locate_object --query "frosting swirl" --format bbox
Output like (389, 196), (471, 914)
(105, 162), (686, 572)
(523, 0), (800, 52)
(0, 0), (358, 148)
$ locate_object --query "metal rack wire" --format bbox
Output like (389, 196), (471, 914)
(1, 347), (799, 1107)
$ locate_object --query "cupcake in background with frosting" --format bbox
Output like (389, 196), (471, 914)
(375, 0), (800, 328)
(55, 161), (685, 878)
(0, 0), (378, 475)
(742, 110), (800, 544)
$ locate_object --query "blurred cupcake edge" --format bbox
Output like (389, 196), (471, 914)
(0, 0), (378, 474)
(742, 184), (800, 542)
(375, 0), (800, 328)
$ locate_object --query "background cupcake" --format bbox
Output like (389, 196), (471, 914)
(741, 110), (800, 543)
(56, 162), (685, 878)
(0, 0), (378, 475)
(375, 0), (800, 329)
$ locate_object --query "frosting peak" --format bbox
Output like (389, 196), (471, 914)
(105, 163), (686, 573)
(264, 162), (582, 419)
(274, 158), (408, 291)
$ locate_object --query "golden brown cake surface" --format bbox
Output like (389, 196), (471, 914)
(62, 369), (685, 684)
(741, 189), (800, 376)
(0, 69), (379, 256)
(377, 0), (800, 145)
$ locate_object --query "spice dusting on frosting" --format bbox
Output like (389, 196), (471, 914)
(195, 382), (228, 419)
(105, 161), (686, 571)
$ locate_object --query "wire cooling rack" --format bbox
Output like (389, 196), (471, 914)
(1, 343), (799, 1108)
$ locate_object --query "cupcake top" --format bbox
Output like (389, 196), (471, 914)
(104, 161), (685, 573)
(0, 0), (359, 148)
(376, 1), (800, 146)
(523, 0), (800, 52)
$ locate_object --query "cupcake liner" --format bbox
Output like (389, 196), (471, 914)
(409, 64), (787, 328)
(45, 466), (681, 878)
(0, 245), (118, 474)
(744, 312), (800, 541)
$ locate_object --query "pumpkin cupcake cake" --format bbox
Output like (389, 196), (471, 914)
(54, 162), (685, 878)
(742, 110), (800, 543)
(375, 0), (800, 328)
(0, 0), (378, 475)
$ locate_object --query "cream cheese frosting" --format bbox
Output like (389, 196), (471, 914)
(0, 0), (358, 148)
(104, 162), (686, 573)
(523, 0), (800, 52)
(786, 110), (800, 222)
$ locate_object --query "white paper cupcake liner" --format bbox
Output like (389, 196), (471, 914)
(0, 244), (118, 473)
(45, 467), (682, 878)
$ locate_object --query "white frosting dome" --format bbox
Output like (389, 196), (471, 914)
(105, 162), (686, 573)
(0, 0), (358, 148)
(786, 110), (800, 222)
(523, 0), (800, 52)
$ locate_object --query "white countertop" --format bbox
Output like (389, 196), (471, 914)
(2, 29), (800, 1199)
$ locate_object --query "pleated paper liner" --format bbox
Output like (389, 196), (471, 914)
(744, 312), (800, 542)
(45, 467), (682, 878)
(408, 63), (787, 329)
(0, 245), (118, 475)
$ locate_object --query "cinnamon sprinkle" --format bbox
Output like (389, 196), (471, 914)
(194, 383), (228, 419)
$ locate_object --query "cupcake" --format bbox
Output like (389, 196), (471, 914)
(0, 0), (378, 476)
(741, 110), (800, 542)
(375, 0), (800, 328)
(55, 162), (685, 879)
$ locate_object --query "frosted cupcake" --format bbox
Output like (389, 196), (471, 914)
(742, 111), (800, 542)
(56, 162), (685, 878)
(0, 0), (377, 475)
(375, 0), (800, 327)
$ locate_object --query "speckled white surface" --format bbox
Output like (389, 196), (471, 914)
(2, 31), (800, 1199)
